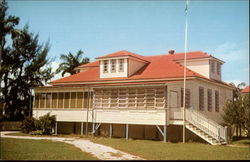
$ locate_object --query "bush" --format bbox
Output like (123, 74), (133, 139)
(20, 113), (56, 135)
(38, 113), (56, 135)
(20, 117), (36, 134)
(30, 130), (43, 135)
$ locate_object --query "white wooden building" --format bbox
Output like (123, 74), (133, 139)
(33, 50), (234, 145)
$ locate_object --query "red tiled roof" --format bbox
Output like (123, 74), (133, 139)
(77, 61), (99, 68)
(96, 50), (149, 62)
(50, 51), (229, 87)
(241, 86), (250, 93)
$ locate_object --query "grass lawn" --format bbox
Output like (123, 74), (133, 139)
(5, 132), (250, 160)
(0, 138), (98, 160)
(232, 137), (250, 146)
(90, 137), (250, 160)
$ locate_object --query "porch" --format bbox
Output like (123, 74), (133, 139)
(32, 85), (228, 145)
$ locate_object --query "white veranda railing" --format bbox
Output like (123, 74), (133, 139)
(185, 108), (227, 142)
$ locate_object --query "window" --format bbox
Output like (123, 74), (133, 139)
(217, 62), (221, 75)
(207, 89), (212, 111)
(119, 59), (124, 72)
(64, 92), (70, 108)
(84, 92), (89, 108)
(181, 88), (191, 108)
(71, 92), (77, 108)
(76, 92), (83, 108)
(58, 92), (64, 108)
(52, 93), (58, 108)
(40, 93), (46, 108)
(34, 93), (40, 108)
(103, 60), (108, 73)
(211, 61), (215, 73)
(111, 59), (116, 72)
(93, 87), (165, 109)
(199, 87), (204, 110)
(215, 90), (219, 112)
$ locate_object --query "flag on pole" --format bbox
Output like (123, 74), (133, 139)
(185, 0), (189, 15)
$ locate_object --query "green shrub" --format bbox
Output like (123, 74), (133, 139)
(38, 113), (56, 135)
(20, 117), (36, 134)
(30, 130), (43, 135)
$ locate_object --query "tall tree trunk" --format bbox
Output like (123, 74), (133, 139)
(236, 126), (238, 137)
(239, 125), (242, 137)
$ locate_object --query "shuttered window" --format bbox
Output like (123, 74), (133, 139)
(93, 87), (166, 109)
(211, 61), (215, 73)
(181, 88), (191, 108)
(199, 87), (204, 110)
(207, 89), (212, 111)
(217, 62), (221, 75)
(215, 90), (219, 112)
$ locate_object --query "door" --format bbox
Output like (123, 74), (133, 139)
(170, 91), (178, 108)
(169, 91), (182, 119)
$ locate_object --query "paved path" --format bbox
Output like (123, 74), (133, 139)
(0, 131), (144, 160)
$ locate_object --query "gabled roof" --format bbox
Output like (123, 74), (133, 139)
(50, 51), (230, 87)
(241, 86), (250, 93)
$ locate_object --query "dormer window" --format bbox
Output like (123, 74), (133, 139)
(119, 59), (124, 72)
(217, 62), (221, 75)
(103, 60), (108, 73)
(111, 59), (116, 73)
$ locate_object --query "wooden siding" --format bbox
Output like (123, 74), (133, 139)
(33, 109), (167, 125)
(33, 109), (88, 122)
(94, 109), (166, 125)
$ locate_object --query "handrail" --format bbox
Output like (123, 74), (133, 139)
(185, 107), (226, 142)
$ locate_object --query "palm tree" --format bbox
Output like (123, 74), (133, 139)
(229, 82), (246, 101)
(56, 50), (90, 77)
(224, 82), (247, 137)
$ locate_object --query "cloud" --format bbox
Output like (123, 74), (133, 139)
(209, 42), (249, 62)
(224, 79), (246, 86)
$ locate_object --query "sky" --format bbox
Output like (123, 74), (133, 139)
(7, 0), (249, 86)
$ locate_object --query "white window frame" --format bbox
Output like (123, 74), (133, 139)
(111, 59), (116, 73)
(103, 60), (108, 73)
(119, 59), (124, 72)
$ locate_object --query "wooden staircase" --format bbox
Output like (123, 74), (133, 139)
(185, 122), (226, 145)
(185, 108), (228, 145)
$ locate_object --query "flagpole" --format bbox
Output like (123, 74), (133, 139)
(183, 0), (189, 144)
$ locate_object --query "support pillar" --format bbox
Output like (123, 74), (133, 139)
(80, 122), (84, 136)
(225, 126), (228, 144)
(109, 123), (112, 138)
(164, 125), (167, 142)
(55, 122), (58, 135)
(125, 124), (129, 140)
(92, 123), (95, 136)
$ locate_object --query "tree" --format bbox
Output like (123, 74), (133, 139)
(229, 82), (246, 101)
(56, 50), (89, 77)
(0, 1), (54, 121)
(222, 82), (250, 138)
(0, 0), (22, 68)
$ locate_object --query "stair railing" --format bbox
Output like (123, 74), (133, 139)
(185, 107), (227, 143)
